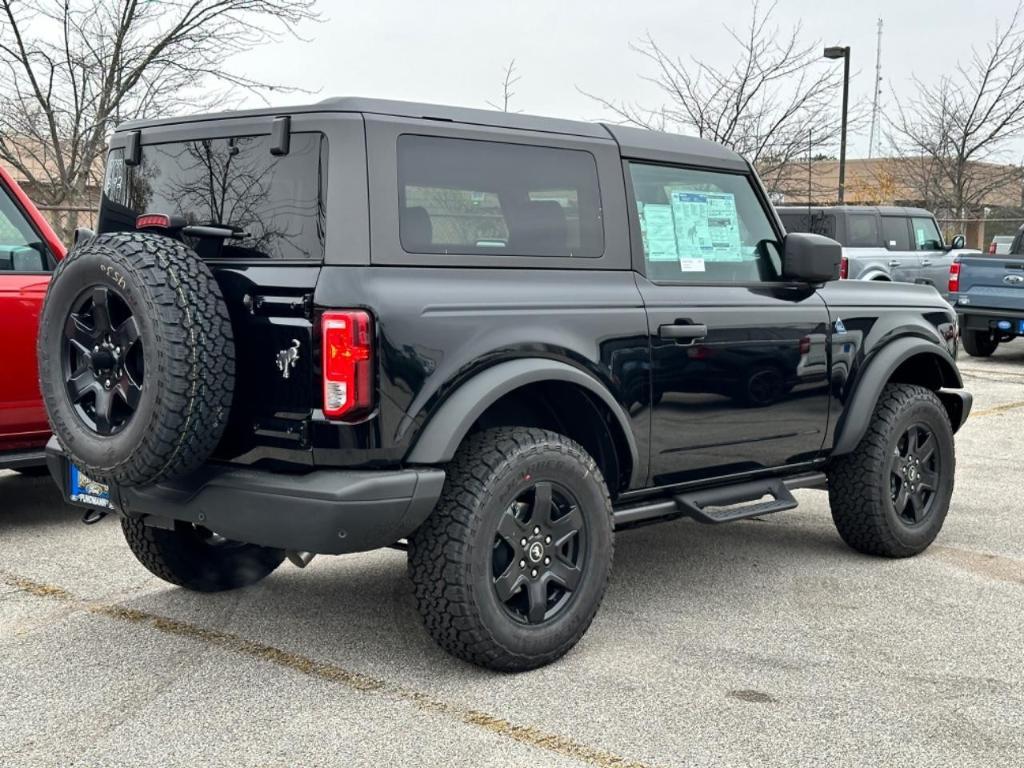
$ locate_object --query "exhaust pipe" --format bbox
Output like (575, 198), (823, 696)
(286, 550), (316, 568)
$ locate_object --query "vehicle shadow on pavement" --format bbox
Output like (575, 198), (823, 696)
(0, 468), (862, 676)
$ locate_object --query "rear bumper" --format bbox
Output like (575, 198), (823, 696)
(46, 438), (445, 555)
(956, 306), (1023, 333)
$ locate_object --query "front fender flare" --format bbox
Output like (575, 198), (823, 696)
(832, 337), (964, 455)
(404, 358), (640, 486)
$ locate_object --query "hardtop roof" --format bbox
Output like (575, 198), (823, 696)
(776, 204), (936, 218)
(115, 97), (748, 168)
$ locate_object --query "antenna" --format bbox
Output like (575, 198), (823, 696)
(868, 18), (883, 158)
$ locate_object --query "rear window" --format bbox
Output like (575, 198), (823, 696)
(397, 135), (604, 258)
(100, 133), (327, 260)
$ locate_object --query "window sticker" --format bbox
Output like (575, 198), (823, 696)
(679, 258), (706, 272)
(915, 227), (926, 247)
(669, 190), (743, 262)
(637, 202), (678, 262)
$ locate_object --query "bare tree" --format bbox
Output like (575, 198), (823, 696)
(886, 3), (1024, 218)
(580, 0), (849, 196)
(0, 0), (319, 239)
(487, 58), (521, 113)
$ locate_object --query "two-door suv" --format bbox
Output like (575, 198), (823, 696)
(39, 99), (971, 671)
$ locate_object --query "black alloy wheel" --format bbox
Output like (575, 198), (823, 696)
(63, 285), (143, 435)
(491, 480), (588, 625)
(889, 422), (941, 525)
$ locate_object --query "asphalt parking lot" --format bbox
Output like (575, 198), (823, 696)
(2, 349), (1023, 768)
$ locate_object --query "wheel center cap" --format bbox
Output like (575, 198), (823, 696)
(91, 348), (116, 372)
(527, 541), (545, 564)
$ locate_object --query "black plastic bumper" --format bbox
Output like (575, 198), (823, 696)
(956, 307), (1023, 335)
(46, 438), (445, 555)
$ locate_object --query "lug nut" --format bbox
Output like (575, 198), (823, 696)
(520, 538), (527, 546)
(533, 527), (540, 535)
(545, 536), (551, 544)
(531, 569), (538, 577)
(544, 557), (550, 565)
(519, 560), (525, 569)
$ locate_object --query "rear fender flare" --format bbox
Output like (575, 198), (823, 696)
(832, 337), (964, 455)
(404, 358), (640, 487)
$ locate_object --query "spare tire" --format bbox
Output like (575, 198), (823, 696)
(37, 231), (234, 486)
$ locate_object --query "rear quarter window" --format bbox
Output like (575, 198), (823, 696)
(396, 135), (604, 258)
(100, 133), (327, 261)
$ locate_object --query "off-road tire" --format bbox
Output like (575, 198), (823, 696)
(961, 329), (998, 358)
(827, 384), (955, 557)
(408, 427), (614, 671)
(37, 232), (234, 486)
(121, 517), (284, 592)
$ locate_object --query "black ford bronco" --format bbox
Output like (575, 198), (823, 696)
(39, 99), (972, 671)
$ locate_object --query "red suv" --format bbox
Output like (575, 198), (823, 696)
(0, 165), (65, 472)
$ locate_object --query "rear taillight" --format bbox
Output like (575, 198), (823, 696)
(839, 255), (849, 280)
(989, 242), (997, 254)
(321, 310), (373, 420)
(799, 336), (811, 355)
(948, 261), (961, 294)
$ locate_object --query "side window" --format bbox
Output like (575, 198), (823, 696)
(780, 212), (836, 239)
(911, 216), (944, 250)
(397, 135), (604, 258)
(0, 182), (49, 272)
(846, 214), (880, 247)
(629, 162), (781, 283)
(881, 217), (911, 251)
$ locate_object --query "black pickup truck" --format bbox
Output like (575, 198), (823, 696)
(38, 99), (971, 671)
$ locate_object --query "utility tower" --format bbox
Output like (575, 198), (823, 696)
(868, 18), (883, 158)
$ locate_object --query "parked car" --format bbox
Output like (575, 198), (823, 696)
(40, 99), (970, 671)
(0, 164), (65, 473)
(777, 205), (973, 300)
(950, 249), (1024, 356)
(988, 234), (1015, 255)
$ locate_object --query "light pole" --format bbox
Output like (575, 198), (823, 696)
(824, 45), (850, 204)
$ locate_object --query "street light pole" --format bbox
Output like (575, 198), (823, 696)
(824, 46), (850, 204)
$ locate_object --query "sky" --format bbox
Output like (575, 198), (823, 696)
(231, 0), (1019, 160)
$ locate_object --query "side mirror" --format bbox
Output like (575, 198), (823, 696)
(782, 232), (842, 283)
(950, 234), (966, 250)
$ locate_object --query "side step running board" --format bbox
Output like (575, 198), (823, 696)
(673, 478), (796, 524)
(612, 472), (826, 530)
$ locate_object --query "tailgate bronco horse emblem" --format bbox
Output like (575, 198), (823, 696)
(276, 339), (301, 379)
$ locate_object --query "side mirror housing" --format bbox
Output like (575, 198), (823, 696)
(950, 234), (966, 250)
(782, 232), (842, 283)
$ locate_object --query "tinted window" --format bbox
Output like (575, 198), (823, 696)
(779, 211), (836, 239)
(100, 134), (327, 260)
(911, 216), (943, 250)
(846, 214), (879, 247)
(397, 135), (604, 258)
(629, 163), (781, 283)
(881, 216), (911, 250)
(0, 183), (49, 272)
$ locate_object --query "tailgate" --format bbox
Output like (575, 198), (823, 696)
(957, 255), (1024, 312)
(211, 264), (320, 465)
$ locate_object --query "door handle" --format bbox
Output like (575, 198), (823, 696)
(888, 260), (900, 267)
(921, 259), (932, 266)
(659, 323), (708, 341)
